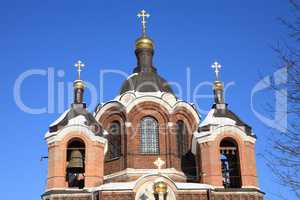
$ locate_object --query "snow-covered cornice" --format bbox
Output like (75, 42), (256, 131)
(96, 91), (200, 124)
(195, 125), (255, 143)
(45, 120), (108, 153)
(200, 108), (236, 127)
(88, 172), (214, 192)
(192, 125), (256, 154)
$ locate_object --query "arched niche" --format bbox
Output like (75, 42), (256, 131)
(219, 138), (242, 188)
(66, 138), (86, 189)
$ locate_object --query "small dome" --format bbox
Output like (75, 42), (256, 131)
(73, 80), (85, 89)
(213, 81), (223, 90)
(153, 181), (168, 194)
(135, 36), (154, 49)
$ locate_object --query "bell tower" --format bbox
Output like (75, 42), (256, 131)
(195, 62), (258, 189)
(43, 61), (107, 197)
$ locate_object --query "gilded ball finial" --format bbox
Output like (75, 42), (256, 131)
(73, 79), (85, 89)
(153, 181), (168, 194)
(213, 81), (224, 90)
(135, 36), (154, 50)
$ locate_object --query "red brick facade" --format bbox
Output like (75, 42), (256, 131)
(43, 96), (264, 200)
(43, 96), (263, 200)
(98, 100), (199, 178)
(46, 129), (107, 189)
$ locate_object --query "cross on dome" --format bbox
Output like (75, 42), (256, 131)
(154, 157), (165, 173)
(211, 61), (221, 81)
(74, 60), (85, 80)
(137, 9), (150, 36)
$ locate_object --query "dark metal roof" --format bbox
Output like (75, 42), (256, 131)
(119, 44), (174, 95)
(49, 103), (103, 136)
(212, 104), (253, 135)
(119, 69), (174, 95)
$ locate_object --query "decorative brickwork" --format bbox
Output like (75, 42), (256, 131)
(95, 98), (200, 183)
(42, 21), (264, 199)
(42, 190), (263, 200)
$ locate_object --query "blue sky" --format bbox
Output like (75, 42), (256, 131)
(0, 0), (295, 199)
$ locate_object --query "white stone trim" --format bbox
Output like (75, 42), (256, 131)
(125, 122), (132, 127)
(43, 193), (90, 198)
(195, 125), (256, 144)
(45, 124), (108, 154)
(88, 180), (214, 193)
(95, 92), (200, 126)
(89, 182), (136, 192)
(192, 125), (256, 154)
(95, 101), (125, 121)
(191, 130), (201, 154)
(242, 185), (261, 190)
(175, 182), (214, 190)
(125, 95), (173, 113)
(44, 182), (259, 194)
(212, 191), (264, 196)
(167, 122), (174, 127)
(104, 168), (186, 181)
(44, 188), (87, 193)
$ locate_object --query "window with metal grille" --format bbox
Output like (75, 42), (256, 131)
(106, 121), (121, 160)
(176, 120), (188, 157)
(140, 116), (159, 154)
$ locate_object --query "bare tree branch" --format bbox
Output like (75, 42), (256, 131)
(266, 1), (300, 199)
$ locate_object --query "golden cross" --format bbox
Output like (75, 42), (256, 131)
(137, 9), (150, 35)
(74, 60), (85, 80)
(154, 157), (165, 173)
(211, 61), (221, 81)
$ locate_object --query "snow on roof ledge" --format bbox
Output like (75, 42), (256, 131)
(49, 109), (70, 127)
(175, 182), (214, 190)
(88, 181), (214, 192)
(200, 108), (236, 127)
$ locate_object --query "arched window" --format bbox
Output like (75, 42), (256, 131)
(66, 139), (85, 189)
(176, 120), (188, 157)
(106, 121), (121, 160)
(220, 139), (241, 188)
(140, 116), (159, 154)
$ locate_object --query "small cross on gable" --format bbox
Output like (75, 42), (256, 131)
(154, 157), (165, 173)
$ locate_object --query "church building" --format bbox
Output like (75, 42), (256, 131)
(42, 10), (264, 200)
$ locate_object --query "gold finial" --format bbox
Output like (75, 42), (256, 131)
(154, 181), (168, 194)
(211, 61), (221, 81)
(154, 157), (165, 173)
(74, 60), (85, 80)
(137, 9), (150, 36)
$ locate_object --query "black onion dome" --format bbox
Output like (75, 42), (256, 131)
(120, 66), (174, 94)
(120, 34), (174, 95)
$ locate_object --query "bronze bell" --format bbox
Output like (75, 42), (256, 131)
(68, 150), (84, 168)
